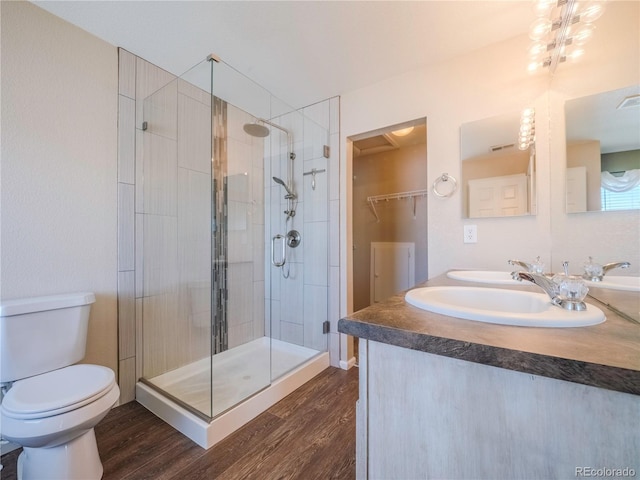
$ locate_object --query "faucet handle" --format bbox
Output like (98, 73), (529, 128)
(529, 256), (545, 275)
(553, 261), (589, 308)
(583, 256), (604, 281)
(507, 256), (545, 274)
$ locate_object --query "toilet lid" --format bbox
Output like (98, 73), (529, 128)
(1, 364), (115, 420)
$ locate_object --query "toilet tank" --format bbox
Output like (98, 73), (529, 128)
(0, 292), (96, 383)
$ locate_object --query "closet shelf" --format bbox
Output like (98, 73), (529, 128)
(367, 189), (428, 222)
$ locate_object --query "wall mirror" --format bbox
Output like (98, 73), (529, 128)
(460, 110), (536, 219)
(565, 84), (640, 213)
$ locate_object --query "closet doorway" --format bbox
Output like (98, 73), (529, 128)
(351, 119), (428, 314)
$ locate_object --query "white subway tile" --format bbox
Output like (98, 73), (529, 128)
(177, 78), (211, 106)
(227, 262), (254, 331)
(329, 332), (341, 368)
(280, 268), (304, 325)
(178, 93), (212, 174)
(118, 49), (136, 99)
(303, 158), (328, 222)
(329, 133), (340, 201)
(303, 285), (328, 351)
(253, 281), (265, 336)
(118, 271), (136, 360)
(303, 222), (328, 286)
(135, 298), (143, 379)
(118, 96), (136, 184)
(135, 213), (144, 298)
(143, 215), (178, 297)
(142, 132), (177, 216)
(330, 200), (340, 267)
(135, 130), (144, 213)
(118, 183), (135, 271)
(303, 101), (330, 132)
(118, 357), (136, 404)
(281, 321), (303, 346)
(135, 58), (176, 130)
(329, 266), (340, 331)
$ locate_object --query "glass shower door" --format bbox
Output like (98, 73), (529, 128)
(140, 60), (214, 419)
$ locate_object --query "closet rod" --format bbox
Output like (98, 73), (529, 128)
(367, 189), (428, 222)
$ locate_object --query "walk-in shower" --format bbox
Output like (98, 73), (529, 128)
(134, 55), (331, 448)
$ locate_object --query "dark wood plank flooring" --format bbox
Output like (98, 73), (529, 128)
(1, 366), (358, 480)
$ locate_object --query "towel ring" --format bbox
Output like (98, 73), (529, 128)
(432, 173), (457, 198)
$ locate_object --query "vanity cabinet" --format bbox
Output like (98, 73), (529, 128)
(340, 274), (640, 479)
(357, 340), (638, 479)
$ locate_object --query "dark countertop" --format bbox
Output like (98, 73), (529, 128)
(338, 272), (640, 396)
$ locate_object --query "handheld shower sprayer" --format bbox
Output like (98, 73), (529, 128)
(272, 176), (296, 199)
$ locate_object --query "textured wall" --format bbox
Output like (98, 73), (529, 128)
(1, 1), (118, 374)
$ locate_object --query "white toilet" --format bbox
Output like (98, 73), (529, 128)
(0, 292), (120, 480)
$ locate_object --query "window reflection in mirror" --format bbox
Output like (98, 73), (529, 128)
(565, 84), (640, 213)
(460, 111), (536, 219)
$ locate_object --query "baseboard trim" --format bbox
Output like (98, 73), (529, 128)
(340, 356), (357, 370)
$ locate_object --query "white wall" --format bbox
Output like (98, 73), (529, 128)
(1, 2), (118, 373)
(340, 1), (639, 317)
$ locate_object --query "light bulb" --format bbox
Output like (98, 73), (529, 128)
(570, 24), (595, 45)
(532, 0), (557, 17)
(576, 1), (606, 23)
(565, 48), (585, 61)
(522, 108), (535, 117)
(391, 127), (414, 137)
(528, 41), (549, 57)
(529, 17), (553, 40)
(527, 60), (543, 73)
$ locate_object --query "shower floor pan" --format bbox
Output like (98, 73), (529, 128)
(136, 337), (329, 449)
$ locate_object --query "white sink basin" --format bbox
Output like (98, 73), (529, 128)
(447, 270), (521, 285)
(405, 286), (605, 327)
(585, 276), (640, 292)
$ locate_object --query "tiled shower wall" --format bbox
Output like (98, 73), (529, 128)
(264, 102), (340, 354)
(117, 49), (341, 403)
(118, 49), (215, 402)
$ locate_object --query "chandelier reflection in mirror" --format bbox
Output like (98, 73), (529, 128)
(518, 108), (535, 150)
(527, 0), (606, 73)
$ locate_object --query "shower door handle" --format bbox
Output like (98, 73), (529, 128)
(272, 234), (286, 267)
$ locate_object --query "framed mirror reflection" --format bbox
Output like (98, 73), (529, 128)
(565, 84), (640, 213)
(460, 110), (536, 219)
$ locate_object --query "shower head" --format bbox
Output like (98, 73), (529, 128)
(272, 176), (296, 198)
(243, 122), (270, 138)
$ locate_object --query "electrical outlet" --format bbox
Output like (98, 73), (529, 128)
(463, 224), (478, 243)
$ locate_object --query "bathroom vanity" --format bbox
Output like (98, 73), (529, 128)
(338, 273), (640, 479)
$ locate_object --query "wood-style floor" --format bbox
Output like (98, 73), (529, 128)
(1, 366), (358, 480)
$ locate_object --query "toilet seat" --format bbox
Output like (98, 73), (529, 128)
(1, 364), (115, 420)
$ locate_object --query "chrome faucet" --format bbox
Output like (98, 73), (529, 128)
(508, 256), (545, 274)
(582, 257), (631, 282)
(512, 261), (588, 311)
(512, 271), (562, 305)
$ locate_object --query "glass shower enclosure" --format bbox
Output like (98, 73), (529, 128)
(137, 57), (330, 424)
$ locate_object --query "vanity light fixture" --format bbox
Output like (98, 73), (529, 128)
(527, 0), (606, 74)
(518, 108), (535, 150)
(391, 126), (414, 137)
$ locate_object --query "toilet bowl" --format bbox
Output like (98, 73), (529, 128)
(0, 293), (120, 480)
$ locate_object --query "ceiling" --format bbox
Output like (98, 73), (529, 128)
(33, 1), (533, 109)
(353, 124), (427, 157)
